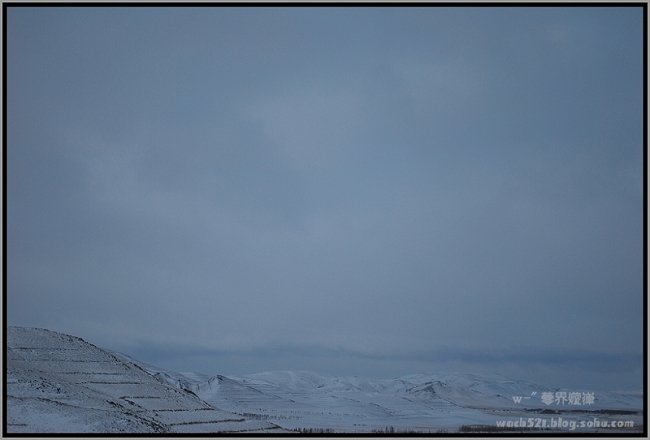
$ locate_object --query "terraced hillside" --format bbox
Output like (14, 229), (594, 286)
(5, 326), (287, 433)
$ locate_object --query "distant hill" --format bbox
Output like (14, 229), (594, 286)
(115, 346), (644, 433)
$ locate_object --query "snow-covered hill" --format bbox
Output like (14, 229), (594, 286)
(5, 327), (286, 434)
(6, 326), (644, 434)
(124, 360), (644, 433)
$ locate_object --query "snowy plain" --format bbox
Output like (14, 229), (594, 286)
(6, 327), (644, 434)
(125, 359), (643, 434)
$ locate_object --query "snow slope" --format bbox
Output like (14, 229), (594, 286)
(5, 327), (286, 434)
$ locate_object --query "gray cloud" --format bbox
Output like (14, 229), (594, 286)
(6, 6), (644, 392)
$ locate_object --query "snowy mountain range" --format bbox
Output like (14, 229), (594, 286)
(6, 327), (644, 434)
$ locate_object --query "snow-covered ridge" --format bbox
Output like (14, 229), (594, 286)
(5, 326), (286, 433)
(121, 352), (644, 433)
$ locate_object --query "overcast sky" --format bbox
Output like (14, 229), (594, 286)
(6, 6), (644, 392)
